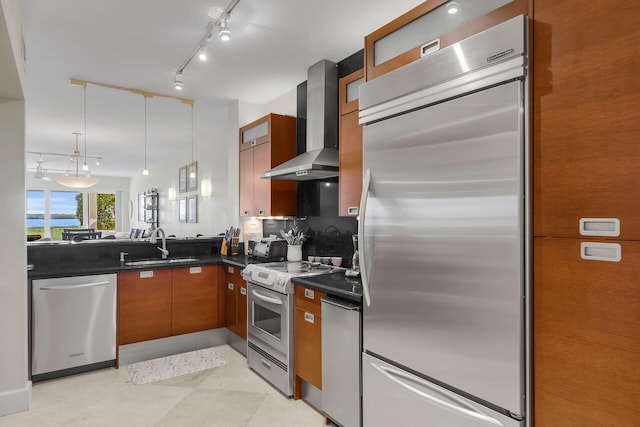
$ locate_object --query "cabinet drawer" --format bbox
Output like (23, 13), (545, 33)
(294, 285), (325, 315)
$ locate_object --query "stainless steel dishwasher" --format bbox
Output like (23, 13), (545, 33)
(32, 273), (117, 381)
(321, 296), (362, 427)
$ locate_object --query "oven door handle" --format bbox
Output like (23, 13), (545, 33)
(251, 289), (283, 305)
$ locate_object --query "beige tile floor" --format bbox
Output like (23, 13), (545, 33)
(0, 345), (325, 427)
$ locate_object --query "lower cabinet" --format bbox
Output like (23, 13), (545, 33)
(293, 285), (325, 398)
(224, 265), (247, 340)
(172, 266), (225, 336)
(118, 265), (223, 345)
(118, 269), (172, 345)
(534, 237), (640, 425)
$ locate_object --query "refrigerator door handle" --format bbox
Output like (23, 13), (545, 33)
(359, 168), (372, 306)
(371, 362), (504, 427)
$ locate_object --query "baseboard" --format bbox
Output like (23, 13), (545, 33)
(0, 381), (32, 417)
(118, 329), (228, 366)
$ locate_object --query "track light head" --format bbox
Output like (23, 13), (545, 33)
(219, 18), (230, 41)
(198, 46), (207, 61)
(174, 73), (184, 90)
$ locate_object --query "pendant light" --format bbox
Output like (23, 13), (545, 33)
(54, 84), (99, 188)
(143, 96), (149, 175)
(190, 103), (195, 179)
(54, 132), (98, 188)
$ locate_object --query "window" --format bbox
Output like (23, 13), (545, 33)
(49, 191), (82, 240)
(26, 190), (119, 240)
(91, 192), (116, 231)
(26, 190), (45, 239)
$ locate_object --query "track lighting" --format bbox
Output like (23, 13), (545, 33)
(172, 0), (240, 90)
(198, 45), (208, 61)
(174, 73), (184, 90)
(219, 17), (230, 41)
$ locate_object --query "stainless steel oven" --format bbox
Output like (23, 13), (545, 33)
(242, 261), (344, 397)
(247, 282), (290, 363)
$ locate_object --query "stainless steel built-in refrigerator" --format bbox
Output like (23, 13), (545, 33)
(358, 16), (529, 427)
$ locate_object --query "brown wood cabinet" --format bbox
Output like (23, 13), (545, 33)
(238, 113), (297, 217)
(171, 265), (224, 336)
(532, 1), (640, 240)
(364, 0), (529, 81)
(118, 265), (224, 345)
(118, 269), (172, 345)
(533, 237), (640, 426)
(224, 265), (247, 340)
(339, 69), (364, 217)
(293, 285), (325, 398)
(532, 2), (640, 425)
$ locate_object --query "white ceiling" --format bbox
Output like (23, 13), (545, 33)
(23, 0), (424, 178)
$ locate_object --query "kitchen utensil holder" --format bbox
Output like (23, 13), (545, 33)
(287, 244), (302, 262)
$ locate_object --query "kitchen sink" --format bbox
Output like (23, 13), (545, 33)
(124, 257), (200, 266)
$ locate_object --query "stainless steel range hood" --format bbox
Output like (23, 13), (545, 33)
(260, 60), (339, 181)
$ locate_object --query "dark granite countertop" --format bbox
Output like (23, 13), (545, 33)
(221, 255), (267, 268)
(293, 272), (362, 303)
(27, 236), (225, 279)
(28, 255), (224, 279)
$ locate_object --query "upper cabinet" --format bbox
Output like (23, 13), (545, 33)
(364, 0), (529, 81)
(339, 69), (364, 217)
(532, 0), (640, 240)
(239, 113), (297, 217)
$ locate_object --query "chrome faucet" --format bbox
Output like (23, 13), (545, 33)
(149, 227), (168, 259)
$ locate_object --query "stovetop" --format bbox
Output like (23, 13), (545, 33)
(242, 261), (345, 294)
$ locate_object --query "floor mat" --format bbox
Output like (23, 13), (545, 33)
(126, 347), (228, 385)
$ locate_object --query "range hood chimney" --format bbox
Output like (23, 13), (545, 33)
(260, 60), (339, 181)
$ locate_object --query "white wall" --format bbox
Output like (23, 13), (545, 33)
(0, 0), (29, 417)
(129, 98), (237, 237)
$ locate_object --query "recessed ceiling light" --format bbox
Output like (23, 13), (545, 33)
(447, 2), (459, 14)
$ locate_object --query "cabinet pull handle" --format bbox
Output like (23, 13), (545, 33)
(243, 210), (249, 216)
(227, 282), (234, 290)
(304, 288), (315, 299)
(240, 287), (247, 295)
(251, 140), (257, 147)
(261, 358), (271, 369)
(40, 281), (110, 291)
(304, 312), (315, 324)
(227, 266), (234, 274)
(140, 271), (154, 279)
(580, 242), (621, 262)
(347, 206), (359, 216)
(579, 218), (620, 237)
(258, 209), (265, 216)
(190, 267), (202, 274)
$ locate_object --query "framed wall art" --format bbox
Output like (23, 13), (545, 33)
(178, 198), (187, 223)
(187, 195), (197, 223)
(179, 166), (187, 193)
(188, 161), (198, 191)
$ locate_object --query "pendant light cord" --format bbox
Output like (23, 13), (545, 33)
(191, 104), (194, 164)
(83, 86), (88, 168)
(144, 96), (148, 172)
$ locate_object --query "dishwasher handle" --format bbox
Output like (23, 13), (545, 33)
(321, 296), (360, 311)
(39, 281), (111, 291)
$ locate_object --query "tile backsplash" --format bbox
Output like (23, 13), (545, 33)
(262, 216), (357, 268)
